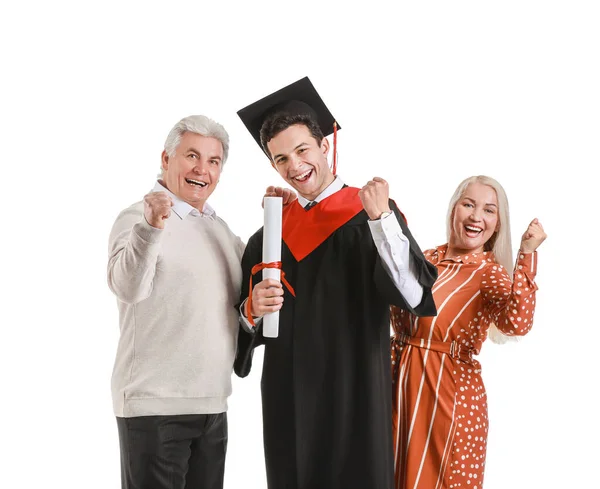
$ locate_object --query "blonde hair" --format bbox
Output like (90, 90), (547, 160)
(446, 175), (514, 344)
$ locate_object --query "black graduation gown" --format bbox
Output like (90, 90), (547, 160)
(235, 188), (437, 489)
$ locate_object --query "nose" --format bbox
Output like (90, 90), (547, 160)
(288, 153), (303, 171)
(192, 158), (209, 174)
(469, 207), (483, 222)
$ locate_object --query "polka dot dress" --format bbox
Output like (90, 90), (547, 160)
(391, 244), (538, 489)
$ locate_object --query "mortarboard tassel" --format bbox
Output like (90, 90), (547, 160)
(332, 121), (338, 175)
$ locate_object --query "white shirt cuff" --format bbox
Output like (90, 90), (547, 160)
(239, 298), (261, 333)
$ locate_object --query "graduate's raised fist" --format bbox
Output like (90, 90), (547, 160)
(251, 279), (284, 317)
(143, 191), (174, 229)
(359, 177), (392, 220)
(519, 218), (547, 253)
(263, 186), (298, 208)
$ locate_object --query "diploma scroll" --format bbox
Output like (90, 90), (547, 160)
(262, 196), (283, 338)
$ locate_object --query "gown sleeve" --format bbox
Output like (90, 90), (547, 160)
(481, 251), (539, 336)
(234, 230), (266, 378)
(374, 200), (438, 317)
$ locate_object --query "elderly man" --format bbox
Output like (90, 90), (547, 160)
(107, 115), (244, 489)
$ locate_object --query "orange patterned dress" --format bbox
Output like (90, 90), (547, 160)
(391, 244), (538, 489)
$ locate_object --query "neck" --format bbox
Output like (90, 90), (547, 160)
(300, 173), (336, 201)
(160, 179), (206, 212)
(445, 245), (483, 258)
(191, 200), (207, 212)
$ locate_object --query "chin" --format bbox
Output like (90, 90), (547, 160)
(289, 182), (307, 194)
(464, 238), (483, 248)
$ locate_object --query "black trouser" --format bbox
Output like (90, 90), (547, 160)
(116, 413), (227, 489)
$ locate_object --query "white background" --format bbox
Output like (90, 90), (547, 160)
(1, 1), (598, 488)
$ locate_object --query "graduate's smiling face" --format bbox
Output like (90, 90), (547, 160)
(161, 131), (223, 211)
(449, 183), (500, 255)
(267, 124), (335, 201)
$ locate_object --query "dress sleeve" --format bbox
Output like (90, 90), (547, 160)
(481, 252), (539, 337)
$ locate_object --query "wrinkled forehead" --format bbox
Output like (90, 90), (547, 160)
(178, 132), (224, 157)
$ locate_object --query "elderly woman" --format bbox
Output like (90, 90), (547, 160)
(391, 175), (547, 489)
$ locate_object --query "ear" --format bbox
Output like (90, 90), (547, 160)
(321, 137), (330, 157)
(265, 142), (279, 172)
(161, 151), (169, 172)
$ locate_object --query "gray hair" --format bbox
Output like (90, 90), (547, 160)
(160, 115), (230, 176)
(445, 175), (514, 344)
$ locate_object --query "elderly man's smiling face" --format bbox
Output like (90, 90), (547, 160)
(161, 131), (223, 210)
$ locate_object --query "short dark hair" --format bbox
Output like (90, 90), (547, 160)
(260, 112), (324, 159)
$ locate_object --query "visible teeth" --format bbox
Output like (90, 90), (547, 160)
(186, 179), (207, 187)
(465, 226), (482, 232)
(294, 169), (311, 180)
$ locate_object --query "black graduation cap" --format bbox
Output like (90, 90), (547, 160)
(237, 76), (341, 156)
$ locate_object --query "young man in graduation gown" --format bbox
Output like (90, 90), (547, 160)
(235, 77), (438, 489)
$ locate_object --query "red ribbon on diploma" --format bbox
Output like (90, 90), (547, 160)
(246, 261), (296, 327)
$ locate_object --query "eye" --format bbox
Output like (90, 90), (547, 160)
(298, 147), (307, 154)
(210, 159), (220, 165)
(276, 157), (287, 165)
(463, 202), (474, 208)
(485, 208), (496, 214)
(188, 153), (198, 159)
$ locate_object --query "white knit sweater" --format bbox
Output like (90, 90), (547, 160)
(107, 186), (244, 417)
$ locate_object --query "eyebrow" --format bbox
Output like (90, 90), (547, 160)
(463, 197), (497, 207)
(273, 142), (309, 161)
(186, 147), (222, 161)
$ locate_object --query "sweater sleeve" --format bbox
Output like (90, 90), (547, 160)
(107, 204), (164, 304)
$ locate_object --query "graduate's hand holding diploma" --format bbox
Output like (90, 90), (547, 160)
(144, 191), (174, 229)
(250, 279), (284, 318)
(246, 188), (297, 336)
(358, 177), (392, 220)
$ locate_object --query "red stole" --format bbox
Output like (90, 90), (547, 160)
(282, 187), (364, 262)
